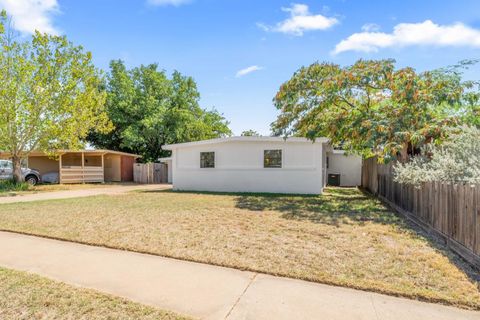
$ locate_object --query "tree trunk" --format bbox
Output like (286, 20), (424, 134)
(11, 155), (23, 183)
(399, 143), (409, 163)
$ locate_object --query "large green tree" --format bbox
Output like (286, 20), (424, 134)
(88, 60), (231, 162)
(0, 11), (111, 182)
(272, 59), (479, 162)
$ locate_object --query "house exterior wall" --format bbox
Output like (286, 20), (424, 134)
(27, 156), (59, 175)
(170, 140), (324, 194)
(327, 151), (362, 186)
(104, 154), (121, 182)
(120, 155), (134, 182)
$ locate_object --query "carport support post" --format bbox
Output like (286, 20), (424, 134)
(101, 153), (105, 183)
(81, 152), (85, 184)
(58, 154), (63, 184)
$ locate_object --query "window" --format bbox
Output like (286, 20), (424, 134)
(0, 160), (12, 169)
(264, 149), (282, 168)
(200, 152), (215, 168)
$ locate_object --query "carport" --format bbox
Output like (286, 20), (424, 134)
(1, 150), (140, 184)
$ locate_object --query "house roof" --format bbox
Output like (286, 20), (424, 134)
(0, 149), (141, 158)
(162, 136), (329, 150)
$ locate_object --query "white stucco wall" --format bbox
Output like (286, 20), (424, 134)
(326, 151), (362, 186)
(168, 139), (325, 194)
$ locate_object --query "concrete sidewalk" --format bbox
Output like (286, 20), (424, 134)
(0, 231), (477, 320)
(0, 184), (171, 204)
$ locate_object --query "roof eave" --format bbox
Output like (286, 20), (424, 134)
(163, 136), (330, 150)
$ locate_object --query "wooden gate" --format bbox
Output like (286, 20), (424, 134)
(133, 163), (168, 184)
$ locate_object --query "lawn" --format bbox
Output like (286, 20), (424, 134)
(0, 187), (479, 309)
(0, 267), (189, 320)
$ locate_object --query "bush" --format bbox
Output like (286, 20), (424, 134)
(394, 126), (480, 185)
(0, 180), (31, 193)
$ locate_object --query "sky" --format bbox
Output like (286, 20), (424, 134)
(1, 0), (480, 135)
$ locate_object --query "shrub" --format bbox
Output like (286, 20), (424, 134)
(394, 126), (480, 185)
(0, 180), (31, 193)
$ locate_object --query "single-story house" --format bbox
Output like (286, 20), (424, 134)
(0, 150), (140, 184)
(162, 136), (361, 194)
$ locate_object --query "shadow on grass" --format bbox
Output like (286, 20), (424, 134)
(138, 187), (480, 283)
(142, 187), (394, 227)
(235, 187), (395, 227)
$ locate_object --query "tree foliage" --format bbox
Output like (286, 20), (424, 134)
(241, 129), (261, 136)
(272, 59), (480, 162)
(0, 11), (111, 181)
(88, 60), (232, 162)
(394, 126), (480, 185)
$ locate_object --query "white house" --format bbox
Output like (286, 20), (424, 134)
(162, 136), (361, 194)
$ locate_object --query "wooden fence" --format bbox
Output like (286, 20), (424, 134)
(133, 163), (168, 184)
(362, 157), (480, 269)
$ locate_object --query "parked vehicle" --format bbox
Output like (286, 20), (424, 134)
(41, 172), (59, 184)
(0, 160), (41, 185)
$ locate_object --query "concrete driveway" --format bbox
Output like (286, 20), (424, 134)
(0, 184), (171, 204)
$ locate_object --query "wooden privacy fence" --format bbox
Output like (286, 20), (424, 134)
(133, 163), (168, 184)
(362, 157), (480, 269)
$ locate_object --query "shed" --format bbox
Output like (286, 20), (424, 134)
(0, 150), (140, 184)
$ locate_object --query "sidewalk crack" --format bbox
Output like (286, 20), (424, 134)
(224, 273), (258, 319)
(370, 294), (380, 320)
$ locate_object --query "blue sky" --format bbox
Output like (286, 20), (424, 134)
(1, 0), (480, 135)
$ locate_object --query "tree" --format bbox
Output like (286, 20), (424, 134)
(241, 129), (261, 136)
(272, 59), (479, 162)
(88, 60), (231, 162)
(394, 126), (480, 185)
(0, 11), (111, 182)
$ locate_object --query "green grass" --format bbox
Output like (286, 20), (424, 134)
(0, 187), (479, 310)
(0, 180), (30, 195)
(0, 267), (190, 320)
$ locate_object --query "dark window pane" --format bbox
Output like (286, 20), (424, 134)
(264, 149), (282, 168)
(200, 152), (215, 168)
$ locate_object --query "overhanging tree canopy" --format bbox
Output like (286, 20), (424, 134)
(272, 59), (479, 161)
(0, 11), (111, 182)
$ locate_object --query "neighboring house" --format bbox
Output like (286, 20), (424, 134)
(163, 136), (361, 194)
(0, 150), (140, 184)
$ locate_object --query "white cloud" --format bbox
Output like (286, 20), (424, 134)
(0, 0), (60, 35)
(361, 23), (380, 32)
(334, 20), (480, 54)
(147, 0), (191, 6)
(258, 3), (338, 36)
(236, 65), (263, 78)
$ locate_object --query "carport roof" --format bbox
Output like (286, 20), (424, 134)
(0, 149), (141, 158)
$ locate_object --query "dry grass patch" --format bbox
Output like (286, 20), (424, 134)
(0, 187), (479, 309)
(0, 182), (137, 197)
(0, 267), (189, 319)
